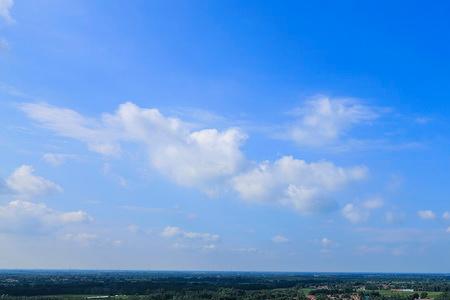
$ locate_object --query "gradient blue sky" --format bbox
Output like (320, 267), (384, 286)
(1, 0), (450, 272)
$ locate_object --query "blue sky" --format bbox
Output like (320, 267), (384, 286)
(1, 0), (450, 272)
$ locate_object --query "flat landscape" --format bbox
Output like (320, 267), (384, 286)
(0, 271), (449, 300)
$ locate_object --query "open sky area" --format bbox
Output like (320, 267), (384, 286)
(1, 0), (450, 272)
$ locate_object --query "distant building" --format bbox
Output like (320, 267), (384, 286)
(307, 295), (317, 300)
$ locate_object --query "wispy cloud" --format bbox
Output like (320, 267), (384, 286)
(277, 96), (421, 152)
(355, 227), (435, 244)
(0, 0), (14, 24)
(42, 153), (79, 166)
(161, 226), (220, 242)
(272, 235), (289, 243)
(417, 210), (436, 220)
(342, 197), (383, 223)
(285, 96), (380, 147)
(0, 38), (8, 51)
(161, 226), (220, 251)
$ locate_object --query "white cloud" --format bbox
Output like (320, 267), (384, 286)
(111, 103), (246, 189)
(363, 197), (384, 209)
(357, 245), (386, 254)
(342, 204), (365, 223)
(112, 239), (123, 247)
(21, 102), (246, 191)
(319, 237), (335, 254)
(415, 117), (431, 125)
(127, 224), (140, 234)
(321, 237), (333, 248)
(161, 226), (220, 242)
(447, 227), (450, 233)
(0, 0), (14, 24)
(233, 247), (259, 253)
(161, 226), (220, 251)
(0, 38), (8, 51)
(417, 210), (436, 220)
(272, 235), (289, 243)
(232, 156), (367, 213)
(161, 226), (182, 238)
(20, 103), (122, 156)
(59, 211), (92, 223)
(102, 162), (128, 187)
(384, 211), (405, 224)
(443, 211), (450, 221)
(391, 247), (405, 256)
(356, 227), (432, 244)
(21, 102), (368, 214)
(202, 244), (216, 250)
(0, 165), (92, 236)
(6, 165), (62, 198)
(42, 153), (77, 166)
(63, 233), (122, 247)
(63, 233), (98, 244)
(287, 97), (379, 147)
(0, 200), (91, 234)
(342, 197), (383, 223)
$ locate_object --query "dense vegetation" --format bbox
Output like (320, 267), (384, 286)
(0, 271), (449, 300)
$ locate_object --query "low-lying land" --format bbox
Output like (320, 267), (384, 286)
(0, 271), (449, 300)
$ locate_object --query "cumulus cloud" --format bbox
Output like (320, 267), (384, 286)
(443, 211), (450, 221)
(161, 226), (219, 242)
(21, 102), (368, 214)
(232, 156), (367, 213)
(287, 97), (379, 147)
(272, 235), (289, 243)
(0, 0), (14, 24)
(0, 165), (92, 236)
(342, 197), (383, 223)
(417, 210), (436, 220)
(6, 165), (62, 198)
(21, 102), (246, 191)
(0, 200), (91, 234)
